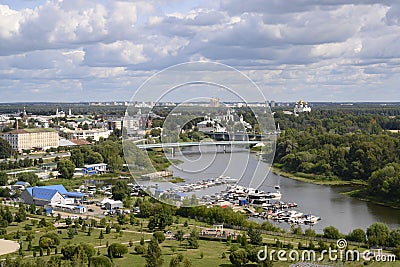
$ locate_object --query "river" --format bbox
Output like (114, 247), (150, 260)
(168, 146), (400, 234)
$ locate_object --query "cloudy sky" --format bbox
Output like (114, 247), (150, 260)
(1, 0), (400, 102)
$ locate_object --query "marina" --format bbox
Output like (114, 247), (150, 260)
(167, 147), (400, 233)
(146, 176), (321, 227)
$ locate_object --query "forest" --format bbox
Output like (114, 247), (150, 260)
(273, 107), (400, 204)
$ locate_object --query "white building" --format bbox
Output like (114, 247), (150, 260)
(294, 99), (311, 114)
(197, 117), (227, 133)
(60, 128), (112, 141)
(21, 187), (65, 206)
(21, 185), (85, 208)
(1, 128), (59, 152)
(82, 163), (107, 175)
(103, 199), (124, 210)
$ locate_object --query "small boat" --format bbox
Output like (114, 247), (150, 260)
(304, 214), (321, 224)
(266, 191), (282, 199)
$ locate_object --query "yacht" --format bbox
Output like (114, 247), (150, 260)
(304, 214), (321, 224)
(266, 191), (282, 199)
(217, 175), (237, 183)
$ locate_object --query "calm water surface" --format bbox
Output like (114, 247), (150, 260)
(168, 147), (400, 234)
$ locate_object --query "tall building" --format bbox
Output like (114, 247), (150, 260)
(1, 128), (59, 152)
(270, 100), (276, 108)
(210, 97), (220, 107)
(108, 120), (122, 130)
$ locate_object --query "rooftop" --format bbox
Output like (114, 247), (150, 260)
(4, 128), (56, 134)
(70, 139), (91, 146)
(25, 184), (85, 199)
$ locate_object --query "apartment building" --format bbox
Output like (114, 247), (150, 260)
(1, 128), (59, 152)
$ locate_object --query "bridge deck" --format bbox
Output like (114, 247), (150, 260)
(136, 140), (260, 149)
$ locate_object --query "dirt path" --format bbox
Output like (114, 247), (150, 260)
(0, 239), (19, 256)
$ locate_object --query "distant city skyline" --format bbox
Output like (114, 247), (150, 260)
(1, 1), (400, 102)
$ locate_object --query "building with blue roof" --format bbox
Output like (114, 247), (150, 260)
(21, 184), (85, 207)
(11, 181), (31, 190)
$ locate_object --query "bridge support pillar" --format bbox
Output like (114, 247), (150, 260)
(171, 147), (175, 156)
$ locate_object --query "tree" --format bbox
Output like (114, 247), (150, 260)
(3, 207), (13, 223)
(0, 172), (8, 186)
(68, 227), (75, 239)
(0, 187), (10, 197)
(393, 246), (400, 258)
(107, 243), (128, 258)
(347, 228), (366, 243)
(169, 256), (180, 267)
(130, 213), (136, 225)
(145, 237), (164, 267)
(153, 231), (166, 244)
(90, 255), (112, 267)
(70, 149), (84, 168)
(61, 245), (76, 260)
(0, 138), (12, 159)
(39, 237), (53, 249)
(82, 123), (89, 130)
(57, 160), (75, 179)
(248, 227), (263, 245)
(305, 228), (316, 237)
(323, 226), (341, 240)
(291, 225), (303, 236)
(17, 172), (39, 186)
(117, 214), (127, 225)
(76, 243), (95, 259)
(246, 246), (263, 263)
(175, 230), (185, 245)
(368, 163), (400, 199)
(187, 229), (199, 249)
(135, 245), (146, 254)
(112, 180), (130, 201)
(39, 233), (60, 248)
(389, 228), (400, 247)
(229, 248), (248, 267)
(99, 230), (104, 239)
(182, 258), (192, 267)
(87, 151), (104, 164)
(14, 204), (27, 222)
(367, 222), (390, 246)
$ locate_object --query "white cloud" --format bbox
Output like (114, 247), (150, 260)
(84, 41), (147, 66)
(0, 0), (400, 102)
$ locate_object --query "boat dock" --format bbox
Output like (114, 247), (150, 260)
(140, 170), (173, 180)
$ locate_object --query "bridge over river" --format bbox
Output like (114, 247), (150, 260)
(136, 140), (261, 155)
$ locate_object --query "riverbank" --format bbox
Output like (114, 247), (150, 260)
(271, 165), (366, 186)
(272, 165), (400, 210)
(344, 189), (400, 210)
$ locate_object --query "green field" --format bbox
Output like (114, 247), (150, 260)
(0, 207), (398, 267)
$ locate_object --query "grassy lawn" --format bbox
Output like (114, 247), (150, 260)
(109, 239), (233, 267)
(272, 166), (366, 186)
(0, 204), (398, 267)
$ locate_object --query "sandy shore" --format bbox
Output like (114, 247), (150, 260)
(0, 239), (19, 256)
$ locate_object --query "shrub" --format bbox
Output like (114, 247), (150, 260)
(153, 231), (166, 243)
(108, 243), (128, 258)
(90, 255), (112, 267)
(135, 245), (146, 254)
